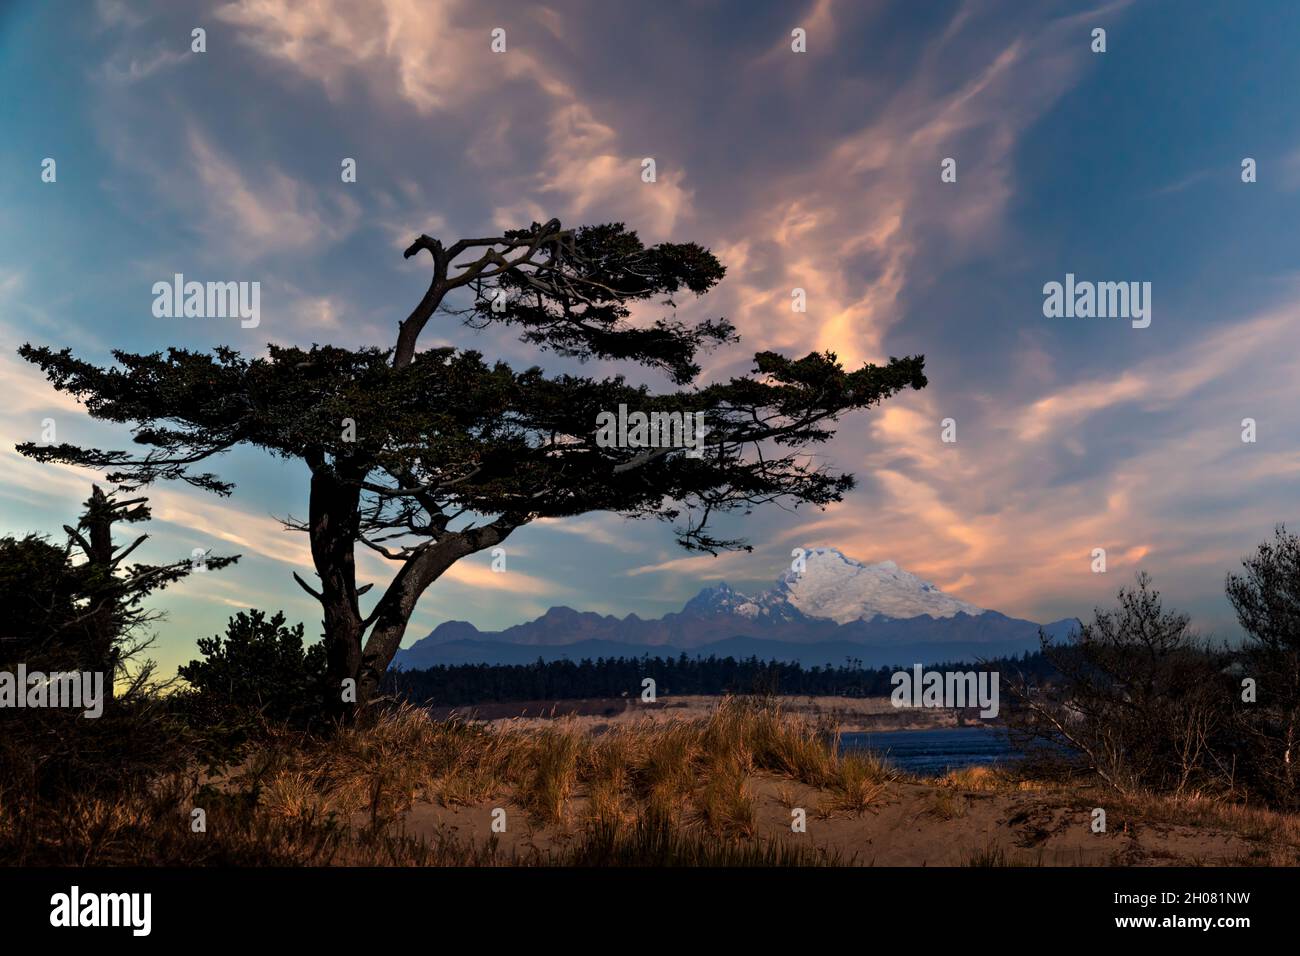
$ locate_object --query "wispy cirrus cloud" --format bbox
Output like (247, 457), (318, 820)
(185, 129), (362, 259)
(215, 0), (693, 240)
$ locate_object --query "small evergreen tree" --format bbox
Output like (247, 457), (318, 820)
(0, 486), (236, 699)
(178, 609), (327, 724)
(0, 488), (235, 795)
(67, 486), (237, 700)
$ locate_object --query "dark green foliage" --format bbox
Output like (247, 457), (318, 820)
(13, 343), (926, 545)
(0, 487), (236, 818)
(0, 486), (235, 681)
(485, 223), (732, 384)
(0, 539), (210, 800)
(0, 534), (81, 666)
(385, 651), (1053, 707)
(178, 609), (327, 727)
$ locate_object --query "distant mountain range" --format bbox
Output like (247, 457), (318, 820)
(395, 547), (1079, 669)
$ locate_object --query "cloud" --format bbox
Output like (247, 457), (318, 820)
(216, 0), (503, 112)
(215, 0), (692, 239)
(94, 0), (147, 29)
(624, 549), (760, 581)
(750, 0), (841, 68)
(533, 513), (645, 552)
(185, 129), (362, 260)
(692, 4), (1099, 378)
(97, 45), (186, 84)
(797, 294), (1300, 625)
(438, 558), (556, 596)
(533, 103), (693, 239)
(1017, 310), (1294, 442)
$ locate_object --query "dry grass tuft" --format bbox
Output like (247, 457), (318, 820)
(926, 789), (968, 821)
(936, 765), (1039, 793)
(819, 753), (890, 817)
(695, 753), (758, 838)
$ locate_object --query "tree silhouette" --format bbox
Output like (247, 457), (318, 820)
(0, 534), (78, 663)
(178, 609), (326, 724)
(1226, 525), (1300, 799)
(0, 486), (236, 702)
(18, 219), (926, 713)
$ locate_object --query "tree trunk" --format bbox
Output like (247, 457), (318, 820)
(308, 466), (365, 718)
(356, 526), (516, 708)
(307, 449), (517, 716)
(82, 488), (118, 704)
(356, 539), (473, 706)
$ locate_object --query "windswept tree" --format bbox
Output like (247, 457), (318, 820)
(19, 219), (927, 712)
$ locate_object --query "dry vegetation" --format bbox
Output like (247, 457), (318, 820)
(0, 697), (885, 865)
(3, 696), (1299, 867)
(248, 697), (892, 857)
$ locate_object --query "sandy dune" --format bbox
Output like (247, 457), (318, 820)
(385, 771), (1277, 866)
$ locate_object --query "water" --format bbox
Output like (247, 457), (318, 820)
(839, 726), (1018, 776)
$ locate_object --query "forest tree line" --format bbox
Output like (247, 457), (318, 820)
(383, 650), (1058, 706)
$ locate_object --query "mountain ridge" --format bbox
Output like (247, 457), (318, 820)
(395, 548), (1078, 669)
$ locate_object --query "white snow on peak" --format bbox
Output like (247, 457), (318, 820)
(777, 547), (983, 624)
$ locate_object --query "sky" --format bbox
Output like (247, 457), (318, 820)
(3, 0), (1300, 676)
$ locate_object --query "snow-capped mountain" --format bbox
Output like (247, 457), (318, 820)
(723, 547), (984, 624)
(394, 548), (1076, 669)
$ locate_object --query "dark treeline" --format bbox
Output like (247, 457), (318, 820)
(384, 650), (1057, 706)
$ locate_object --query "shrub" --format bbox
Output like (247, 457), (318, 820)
(177, 609), (328, 732)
